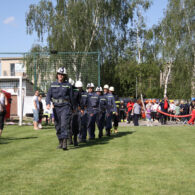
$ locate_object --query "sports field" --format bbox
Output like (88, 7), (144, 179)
(0, 125), (194, 194)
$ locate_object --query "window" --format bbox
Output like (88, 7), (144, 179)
(10, 63), (15, 76)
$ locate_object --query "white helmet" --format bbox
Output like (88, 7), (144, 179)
(69, 78), (75, 86)
(109, 86), (114, 92)
(91, 83), (95, 88)
(95, 87), (101, 92)
(100, 87), (103, 92)
(104, 84), (109, 89)
(87, 83), (91, 88)
(57, 67), (67, 75)
(75, 81), (83, 88)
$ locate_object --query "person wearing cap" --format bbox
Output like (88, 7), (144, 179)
(109, 86), (119, 133)
(77, 81), (88, 142)
(46, 67), (73, 150)
(69, 79), (81, 146)
(95, 86), (107, 138)
(87, 83), (99, 139)
(104, 85), (117, 136)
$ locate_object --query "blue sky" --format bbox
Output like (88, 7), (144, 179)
(0, 0), (168, 53)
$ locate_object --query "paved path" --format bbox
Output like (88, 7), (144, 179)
(118, 120), (190, 127)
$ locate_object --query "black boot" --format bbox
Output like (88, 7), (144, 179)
(106, 129), (110, 136)
(74, 135), (78, 146)
(68, 136), (73, 145)
(62, 139), (68, 150)
(56, 139), (62, 149)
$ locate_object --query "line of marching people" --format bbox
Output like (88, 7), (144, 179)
(46, 67), (118, 150)
(69, 82), (118, 146)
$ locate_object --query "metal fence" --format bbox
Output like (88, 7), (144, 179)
(0, 51), (100, 94)
(0, 51), (100, 122)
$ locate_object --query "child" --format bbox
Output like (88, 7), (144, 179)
(146, 102), (153, 126)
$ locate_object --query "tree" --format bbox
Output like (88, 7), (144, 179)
(26, 0), (152, 91)
(153, 0), (195, 98)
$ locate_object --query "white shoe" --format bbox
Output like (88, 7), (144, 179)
(38, 124), (42, 129)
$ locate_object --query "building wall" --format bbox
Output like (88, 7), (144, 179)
(0, 58), (26, 77)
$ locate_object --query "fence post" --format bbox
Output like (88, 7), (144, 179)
(98, 51), (101, 87)
(33, 54), (37, 91)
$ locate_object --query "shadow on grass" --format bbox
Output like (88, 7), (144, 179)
(0, 136), (38, 144)
(70, 131), (135, 150)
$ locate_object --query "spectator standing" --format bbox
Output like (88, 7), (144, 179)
(179, 100), (189, 123)
(132, 99), (141, 126)
(188, 98), (195, 125)
(127, 100), (134, 124)
(151, 100), (158, 121)
(32, 90), (39, 130)
(175, 103), (181, 123)
(169, 101), (176, 121)
(38, 94), (43, 129)
(119, 100), (126, 122)
(0, 90), (8, 137)
(146, 102), (152, 126)
(159, 96), (169, 125)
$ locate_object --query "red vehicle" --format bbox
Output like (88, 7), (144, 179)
(1, 90), (11, 119)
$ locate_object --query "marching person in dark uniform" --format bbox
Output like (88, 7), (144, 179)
(104, 85), (117, 136)
(87, 83), (99, 140)
(46, 67), (73, 150)
(95, 86), (107, 138)
(69, 80), (81, 146)
(109, 86), (119, 133)
(77, 81), (88, 143)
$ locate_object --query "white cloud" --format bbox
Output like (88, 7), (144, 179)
(3, 16), (15, 24)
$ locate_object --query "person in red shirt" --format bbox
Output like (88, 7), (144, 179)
(127, 100), (134, 124)
(188, 99), (195, 125)
(159, 96), (170, 125)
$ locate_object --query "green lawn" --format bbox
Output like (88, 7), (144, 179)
(0, 125), (194, 195)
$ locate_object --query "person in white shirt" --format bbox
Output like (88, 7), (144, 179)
(151, 100), (158, 121)
(169, 101), (176, 121)
(32, 90), (39, 130)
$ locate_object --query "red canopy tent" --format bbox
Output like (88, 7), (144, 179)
(1, 90), (11, 119)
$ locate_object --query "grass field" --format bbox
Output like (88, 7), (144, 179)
(0, 125), (195, 195)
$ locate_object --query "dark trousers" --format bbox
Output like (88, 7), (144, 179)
(0, 110), (6, 130)
(105, 112), (112, 135)
(120, 110), (126, 121)
(160, 110), (168, 124)
(53, 105), (72, 140)
(87, 112), (97, 139)
(113, 113), (119, 129)
(71, 112), (80, 137)
(133, 114), (139, 126)
(127, 111), (133, 123)
(96, 111), (106, 137)
(151, 112), (157, 121)
(79, 111), (88, 141)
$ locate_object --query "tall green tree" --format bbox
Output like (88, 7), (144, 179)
(26, 0), (152, 89)
(153, 0), (195, 98)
